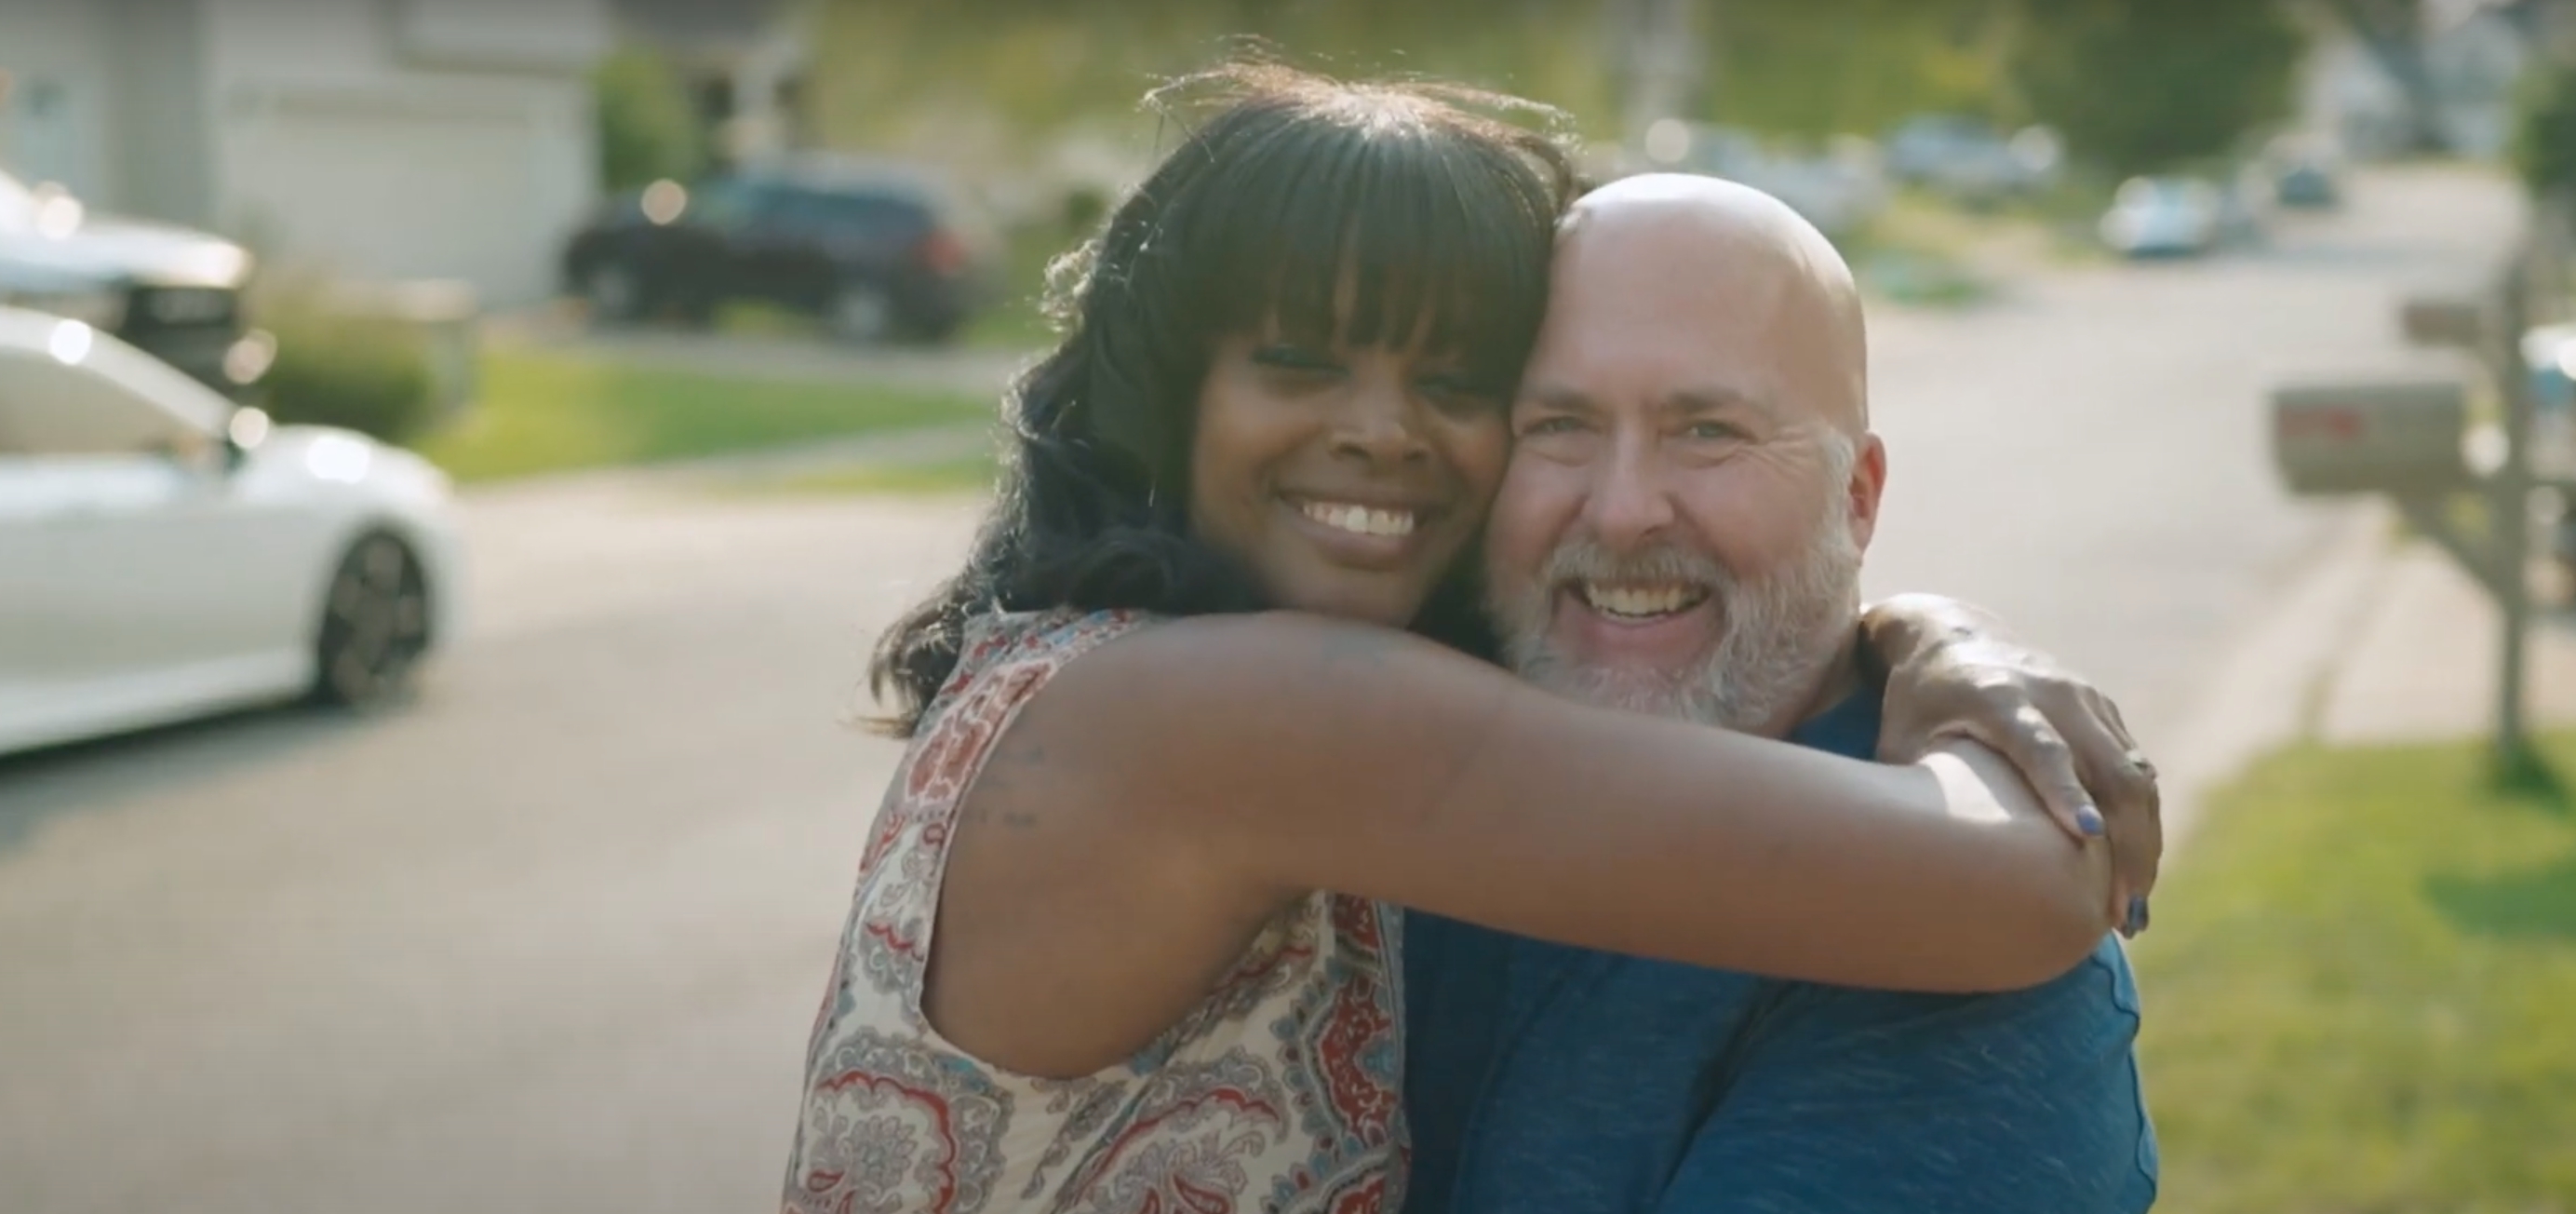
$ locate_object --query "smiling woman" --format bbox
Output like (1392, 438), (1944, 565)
(784, 59), (2155, 1214)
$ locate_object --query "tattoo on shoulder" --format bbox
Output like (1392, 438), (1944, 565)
(959, 728), (1052, 831)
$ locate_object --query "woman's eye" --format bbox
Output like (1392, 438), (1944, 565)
(1250, 344), (1339, 374)
(1417, 375), (1508, 413)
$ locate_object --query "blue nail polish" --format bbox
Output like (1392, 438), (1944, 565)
(2075, 804), (2105, 836)
(2123, 895), (2149, 936)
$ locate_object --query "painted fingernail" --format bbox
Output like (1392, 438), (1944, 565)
(2122, 895), (2150, 937)
(2075, 804), (2106, 837)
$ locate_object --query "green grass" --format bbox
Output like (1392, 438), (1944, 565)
(2133, 730), (2576, 1214)
(412, 348), (991, 483)
(730, 452), (1000, 498)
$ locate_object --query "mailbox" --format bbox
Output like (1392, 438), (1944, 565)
(2270, 373), (2473, 495)
(2400, 292), (2487, 348)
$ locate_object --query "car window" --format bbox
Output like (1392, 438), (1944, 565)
(689, 177), (777, 231)
(777, 190), (923, 240)
(0, 344), (211, 459)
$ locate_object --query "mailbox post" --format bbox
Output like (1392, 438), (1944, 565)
(2492, 259), (2538, 767)
(2269, 229), (2570, 770)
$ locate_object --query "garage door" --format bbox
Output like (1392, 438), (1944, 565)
(222, 91), (558, 304)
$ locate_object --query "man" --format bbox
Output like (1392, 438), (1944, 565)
(1402, 174), (2158, 1213)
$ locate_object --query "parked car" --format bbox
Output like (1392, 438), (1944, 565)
(559, 155), (1000, 344)
(2272, 157), (2341, 209)
(2100, 177), (2225, 258)
(1882, 115), (2061, 202)
(0, 306), (461, 758)
(0, 168), (269, 398)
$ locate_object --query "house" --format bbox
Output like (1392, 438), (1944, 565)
(0, 0), (611, 306)
(2301, 0), (2544, 158)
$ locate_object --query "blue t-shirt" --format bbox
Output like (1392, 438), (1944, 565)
(1401, 688), (2158, 1214)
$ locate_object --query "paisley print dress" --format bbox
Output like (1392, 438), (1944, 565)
(782, 608), (1407, 1214)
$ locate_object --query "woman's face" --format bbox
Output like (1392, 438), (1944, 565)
(1189, 324), (1511, 627)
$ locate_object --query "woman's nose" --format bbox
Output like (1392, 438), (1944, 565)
(1329, 380), (1429, 465)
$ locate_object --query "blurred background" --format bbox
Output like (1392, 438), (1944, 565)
(3, 1), (2574, 1211)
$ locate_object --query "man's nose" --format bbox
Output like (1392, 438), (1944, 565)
(1580, 436), (1676, 549)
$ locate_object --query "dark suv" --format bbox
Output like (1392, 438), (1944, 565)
(560, 156), (997, 344)
(0, 169), (263, 398)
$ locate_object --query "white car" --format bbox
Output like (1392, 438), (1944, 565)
(0, 305), (463, 756)
(2100, 177), (2224, 259)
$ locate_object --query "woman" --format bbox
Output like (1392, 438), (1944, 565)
(785, 62), (2156, 1213)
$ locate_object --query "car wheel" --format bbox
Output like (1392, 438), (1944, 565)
(313, 533), (432, 708)
(585, 262), (647, 324)
(827, 279), (895, 344)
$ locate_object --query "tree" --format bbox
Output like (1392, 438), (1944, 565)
(803, 0), (1625, 157)
(2008, 0), (2307, 176)
(1701, 0), (2019, 139)
(2512, 50), (2576, 198)
(592, 47), (706, 191)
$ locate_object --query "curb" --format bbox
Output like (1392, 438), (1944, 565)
(2154, 500), (2399, 853)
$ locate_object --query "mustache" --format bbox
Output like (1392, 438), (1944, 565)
(1540, 538), (1730, 589)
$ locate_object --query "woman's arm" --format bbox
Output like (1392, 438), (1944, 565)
(1025, 611), (2131, 994)
(1860, 593), (2161, 936)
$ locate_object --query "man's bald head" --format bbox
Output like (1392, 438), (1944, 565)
(1552, 173), (1869, 434)
(1483, 173), (1890, 735)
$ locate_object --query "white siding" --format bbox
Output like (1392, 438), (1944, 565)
(103, 0), (218, 229)
(198, 0), (604, 304)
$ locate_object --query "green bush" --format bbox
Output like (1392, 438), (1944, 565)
(595, 46), (705, 192)
(2512, 57), (2576, 201)
(256, 307), (438, 443)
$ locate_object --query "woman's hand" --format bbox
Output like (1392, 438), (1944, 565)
(1860, 593), (2160, 937)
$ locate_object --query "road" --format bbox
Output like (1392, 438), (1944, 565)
(0, 166), (2522, 1214)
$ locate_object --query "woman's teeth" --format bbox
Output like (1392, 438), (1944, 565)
(1301, 501), (1417, 538)
(1580, 582), (1710, 619)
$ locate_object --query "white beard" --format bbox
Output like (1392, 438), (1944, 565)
(1490, 471), (1864, 731)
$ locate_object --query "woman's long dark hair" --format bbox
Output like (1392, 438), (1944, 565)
(869, 59), (1581, 736)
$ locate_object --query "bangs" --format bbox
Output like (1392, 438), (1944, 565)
(1180, 107), (1560, 383)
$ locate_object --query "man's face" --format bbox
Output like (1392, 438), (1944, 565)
(1484, 222), (1885, 732)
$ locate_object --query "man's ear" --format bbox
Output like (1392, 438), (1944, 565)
(1846, 432), (1888, 552)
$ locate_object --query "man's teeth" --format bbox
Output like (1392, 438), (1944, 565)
(1581, 582), (1708, 618)
(1301, 501), (1417, 538)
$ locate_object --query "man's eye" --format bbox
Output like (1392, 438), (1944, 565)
(1684, 421), (1747, 441)
(1519, 415), (1586, 438)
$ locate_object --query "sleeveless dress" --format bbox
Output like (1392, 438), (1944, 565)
(782, 608), (1409, 1214)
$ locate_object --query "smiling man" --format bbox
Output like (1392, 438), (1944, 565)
(1400, 174), (2159, 1214)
